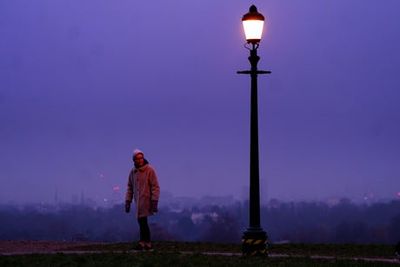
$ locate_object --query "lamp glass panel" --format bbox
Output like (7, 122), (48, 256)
(243, 20), (264, 41)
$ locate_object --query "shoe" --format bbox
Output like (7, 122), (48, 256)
(144, 242), (153, 251)
(133, 242), (145, 251)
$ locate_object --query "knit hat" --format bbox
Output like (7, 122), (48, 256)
(133, 149), (144, 159)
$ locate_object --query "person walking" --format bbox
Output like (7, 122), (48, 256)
(125, 149), (160, 251)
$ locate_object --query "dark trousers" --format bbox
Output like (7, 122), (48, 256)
(137, 217), (150, 242)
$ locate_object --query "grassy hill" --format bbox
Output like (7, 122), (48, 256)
(0, 242), (398, 267)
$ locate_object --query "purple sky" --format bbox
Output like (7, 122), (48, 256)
(1, 1), (400, 204)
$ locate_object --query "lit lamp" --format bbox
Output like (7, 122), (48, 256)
(242, 5), (265, 45)
(237, 5), (270, 256)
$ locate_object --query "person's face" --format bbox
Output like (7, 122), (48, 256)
(134, 153), (144, 167)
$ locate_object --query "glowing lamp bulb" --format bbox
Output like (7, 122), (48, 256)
(242, 5), (265, 44)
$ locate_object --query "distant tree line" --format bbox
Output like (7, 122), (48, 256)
(0, 199), (399, 244)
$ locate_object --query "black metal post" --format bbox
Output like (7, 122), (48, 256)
(238, 43), (270, 256)
(249, 45), (261, 230)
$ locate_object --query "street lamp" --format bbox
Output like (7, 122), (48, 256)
(237, 5), (270, 256)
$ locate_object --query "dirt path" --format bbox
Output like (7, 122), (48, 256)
(0, 240), (103, 254)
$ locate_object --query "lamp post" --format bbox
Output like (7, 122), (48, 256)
(237, 5), (270, 256)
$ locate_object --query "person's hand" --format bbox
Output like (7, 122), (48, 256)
(125, 201), (131, 213)
(151, 200), (158, 213)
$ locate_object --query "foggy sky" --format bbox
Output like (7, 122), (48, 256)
(1, 0), (400, 204)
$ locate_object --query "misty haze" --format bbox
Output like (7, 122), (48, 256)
(0, 0), (400, 264)
(1, 1), (399, 205)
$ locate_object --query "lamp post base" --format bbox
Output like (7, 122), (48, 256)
(242, 228), (268, 256)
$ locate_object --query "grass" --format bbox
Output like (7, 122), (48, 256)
(0, 242), (398, 267)
(0, 252), (398, 267)
(64, 241), (397, 258)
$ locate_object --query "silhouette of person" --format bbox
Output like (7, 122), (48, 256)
(125, 149), (160, 250)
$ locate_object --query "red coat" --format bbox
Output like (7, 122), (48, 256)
(125, 164), (160, 218)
